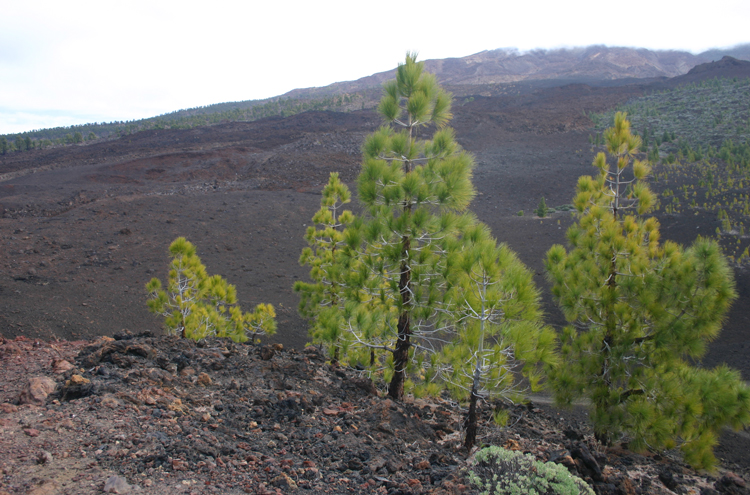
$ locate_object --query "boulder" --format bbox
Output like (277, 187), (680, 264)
(103, 475), (132, 494)
(18, 377), (57, 405)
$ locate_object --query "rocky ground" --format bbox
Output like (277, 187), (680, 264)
(2, 64), (750, 495)
(1, 333), (749, 495)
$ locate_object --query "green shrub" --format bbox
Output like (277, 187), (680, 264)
(469, 446), (594, 495)
(535, 197), (549, 218)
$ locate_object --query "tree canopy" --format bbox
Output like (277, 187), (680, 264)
(546, 113), (750, 469)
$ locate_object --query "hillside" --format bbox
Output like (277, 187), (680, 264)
(286, 44), (750, 97)
(4, 44), (750, 146)
(1, 60), (748, 377)
(1, 50), (749, 494)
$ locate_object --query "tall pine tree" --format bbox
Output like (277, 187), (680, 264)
(348, 53), (475, 400)
(545, 113), (750, 469)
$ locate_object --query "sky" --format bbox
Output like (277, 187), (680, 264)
(2, 0), (749, 135)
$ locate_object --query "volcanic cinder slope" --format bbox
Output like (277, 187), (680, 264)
(2, 51), (750, 493)
(1, 53), (749, 382)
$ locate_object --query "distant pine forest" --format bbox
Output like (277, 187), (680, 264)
(0, 90), (378, 154)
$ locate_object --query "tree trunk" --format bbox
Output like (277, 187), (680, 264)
(464, 355), (483, 451)
(464, 389), (479, 451)
(595, 254), (618, 446)
(388, 307), (410, 400)
(388, 236), (412, 401)
(388, 125), (415, 401)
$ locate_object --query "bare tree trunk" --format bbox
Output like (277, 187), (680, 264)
(388, 312), (410, 400)
(388, 236), (411, 400)
(464, 389), (479, 451)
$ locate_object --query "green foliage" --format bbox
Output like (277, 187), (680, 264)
(146, 237), (276, 343)
(648, 140), (750, 263)
(336, 55), (554, 451)
(491, 408), (509, 427)
(469, 445), (594, 495)
(546, 113), (750, 469)
(438, 224), (557, 448)
(595, 76), (750, 261)
(343, 53), (477, 400)
(535, 197), (549, 218)
(294, 173), (356, 359)
(598, 77), (750, 151)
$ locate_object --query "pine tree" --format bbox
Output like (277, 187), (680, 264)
(440, 223), (557, 450)
(146, 237), (276, 343)
(347, 53), (476, 400)
(294, 173), (356, 360)
(535, 197), (548, 218)
(545, 113), (750, 469)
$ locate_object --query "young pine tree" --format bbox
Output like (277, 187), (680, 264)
(440, 224), (557, 450)
(146, 237), (276, 343)
(535, 197), (548, 218)
(348, 53), (476, 400)
(545, 113), (750, 469)
(294, 173), (356, 361)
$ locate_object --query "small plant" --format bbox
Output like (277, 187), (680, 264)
(554, 204), (575, 212)
(146, 237), (276, 343)
(468, 445), (594, 495)
(535, 197), (549, 218)
(491, 408), (509, 427)
(517, 210), (524, 216)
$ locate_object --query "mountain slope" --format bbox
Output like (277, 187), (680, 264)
(285, 44), (750, 98)
(4, 44), (749, 143)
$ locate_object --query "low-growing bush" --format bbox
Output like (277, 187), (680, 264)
(469, 445), (594, 495)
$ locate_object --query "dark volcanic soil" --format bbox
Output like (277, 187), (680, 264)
(1, 80), (749, 490)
